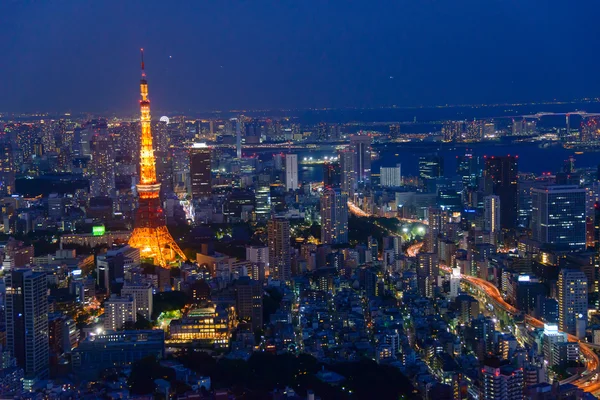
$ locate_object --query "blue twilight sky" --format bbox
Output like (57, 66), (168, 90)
(1, 0), (599, 114)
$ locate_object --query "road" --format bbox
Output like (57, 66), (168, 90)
(406, 242), (424, 257)
(347, 200), (428, 225)
(445, 265), (600, 392)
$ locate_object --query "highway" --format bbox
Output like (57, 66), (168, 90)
(347, 200), (428, 225)
(435, 263), (600, 393)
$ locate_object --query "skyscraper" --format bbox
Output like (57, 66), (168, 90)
(531, 185), (586, 250)
(339, 148), (356, 196)
(285, 154), (298, 191)
(128, 50), (186, 267)
(5, 269), (49, 379)
(483, 195), (501, 234)
(558, 269), (587, 335)
(484, 155), (518, 229)
(189, 143), (212, 200)
(0, 134), (15, 196)
(268, 217), (291, 281)
(456, 150), (481, 189)
(350, 134), (371, 186)
(320, 187), (349, 245)
(419, 155), (443, 192)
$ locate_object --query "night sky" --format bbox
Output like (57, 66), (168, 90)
(1, 1), (599, 114)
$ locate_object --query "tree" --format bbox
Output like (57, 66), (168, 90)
(128, 356), (175, 395)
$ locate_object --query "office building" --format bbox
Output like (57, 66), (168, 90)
(542, 324), (579, 367)
(285, 154), (298, 191)
(350, 135), (372, 185)
(323, 161), (341, 188)
(320, 188), (349, 245)
(104, 294), (136, 331)
(190, 143), (212, 200)
(484, 156), (518, 229)
(72, 330), (164, 380)
(254, 174), (271, 222)
(5, 269), (49, 379)
(380, 164), (402, 187)
(456, 150), (481, 189)
(419, 155), (444, 181)
(121, 284), (153, 320)
(268, 217), (291, 281)
(96, 252), (125, 294)
(531, 185), (586, 250)
(235, 277), (263, 330)
(558, 269), (587, 335)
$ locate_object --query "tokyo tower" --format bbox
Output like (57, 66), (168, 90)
(128, 49), (186, 267)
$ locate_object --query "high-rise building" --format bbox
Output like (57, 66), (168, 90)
(128, 50), (186, 267)
(425, 207), (446, 254)
(285, 154), (298, 191)
(5, 269), (49, 379)
(558, 269), (587, 335)
(350, 135), (372, 185)
(320, 188), (349, 245)
(121, 284), (153, 320)
(484, 155), (518, 229)
(483, 195), (501, 234)
(235, 277), (263, 330)
(456, 150), (482, 189)
(104, 294), (136, 331)
(417, 252), (439, 298)
(323, 162), (341, 188)
(339, 148), (356, 196)
(419, 155), (444, 192)
(268, 217), (291, 281)
(254, 174), (271, 222)
(531, 185), (586, 250)
(380, 164), (402, 187)
(0, 134), (15, 196)
(189, 143), (212, 200)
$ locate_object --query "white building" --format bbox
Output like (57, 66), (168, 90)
(121, 284), (153, 320)
(285, 154), (298, 191)
(104, 294), (136, 331)
(380, 164), (402, 187)
(246, 246), (269, 267)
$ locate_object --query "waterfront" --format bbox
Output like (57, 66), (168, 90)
(285, 141), (600, 183)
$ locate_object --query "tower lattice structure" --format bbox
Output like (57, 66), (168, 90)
(129, 49), (186, 267)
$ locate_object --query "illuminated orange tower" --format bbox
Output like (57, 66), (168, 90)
(129, 49), (185, 267)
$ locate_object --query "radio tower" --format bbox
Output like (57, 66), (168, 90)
(129, 49), (186, 267)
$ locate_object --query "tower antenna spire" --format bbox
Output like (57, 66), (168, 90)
(140, 48), (146, 78)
